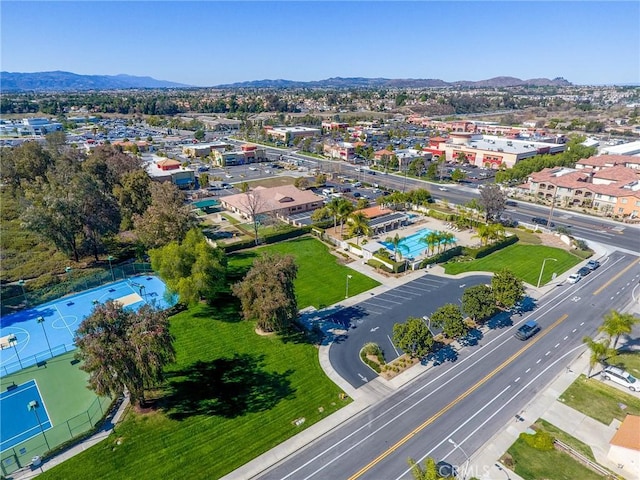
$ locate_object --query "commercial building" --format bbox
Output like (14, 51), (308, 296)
(323, 142), (356, 161)
(211, 144), (268, 166)
(220, 185), (324, 220)
(600, 140), (640, 156)
(145, 155), (195, 189)
(182, 141), (231, 158)
(264, 126), (321, 141)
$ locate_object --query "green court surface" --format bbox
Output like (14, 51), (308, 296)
(0, 352), (109, 473)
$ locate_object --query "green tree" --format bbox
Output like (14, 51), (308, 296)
(134, 182), (195, 249)
(408, 457), (442, 480)
(232, 253), (298, 333)
(337, 198), (355, 234)
(199, 172), (210, 188)
(194, 129), (205, 141)
(430, 303), (467, 339)
(491, 269), (525, 309)
(113, 169), (152, 230)
(582, 336), (617, 377)
(462, 285), (496, 322)
(150, 229), (227, 305)
(294, 177), (310, 190)
(346, 211), (371, 245)
(392, 317), (434, 358)
(599, 310), (639, 348)
(75, 301), (175, 408)
(356, 198), (370, 209)
(314, 173), (327, 186)
(451, 168), (466, 182)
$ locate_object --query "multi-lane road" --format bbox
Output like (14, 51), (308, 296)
(259, 251), (639, 480)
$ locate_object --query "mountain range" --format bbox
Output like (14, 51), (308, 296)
(0, 71), (190, 92)
(0, 71), (572, 92)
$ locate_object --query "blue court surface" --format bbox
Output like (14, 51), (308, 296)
(0, 276), (174, 376)
(0, 380), (51, 452)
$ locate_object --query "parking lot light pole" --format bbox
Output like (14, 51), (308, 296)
(345, 275), (353, 299)
(422, 315), (435, 336)
(536, 258), (558, 288)
(448, 437), (470, 480)
(8, 334), (23, 369)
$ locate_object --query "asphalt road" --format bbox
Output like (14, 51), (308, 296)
(327, 274), (491, 388)
(258, 251), (640, 480)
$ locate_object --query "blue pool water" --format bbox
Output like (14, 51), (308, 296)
(380, 228), (456, 259)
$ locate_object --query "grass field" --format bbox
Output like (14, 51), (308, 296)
(611, 351), (640, 378)
(443, 244), (582, 286)
(535, 419), (595, 461)
(38, 304), (350, 480)
(559, 374), (640, 424)
(506, 432), (606, 480)
(228, 236), (381, 309)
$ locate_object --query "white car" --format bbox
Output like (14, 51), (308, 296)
(225, 174), (233, 179)
(248, 166), (257, 171)
(567, 273), (581, 284)
(601, 366), (638, 391)
(439, 187), (449, 191)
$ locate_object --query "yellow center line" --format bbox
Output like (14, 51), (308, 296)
(348, 314), (569, 480)
(592, 259), (640, 296)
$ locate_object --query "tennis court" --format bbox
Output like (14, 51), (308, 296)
(0, 276), (174, 376)
(0, 380), (51, 452)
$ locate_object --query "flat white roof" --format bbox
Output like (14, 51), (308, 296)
(602, 141), (640, 156)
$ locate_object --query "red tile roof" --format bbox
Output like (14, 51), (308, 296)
(610, 415), (640, 451)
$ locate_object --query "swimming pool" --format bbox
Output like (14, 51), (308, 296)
(380, 228), (456, 259)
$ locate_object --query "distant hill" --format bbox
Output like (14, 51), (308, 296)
(215, 76), (572, 89)
(0, 71), (191, 91)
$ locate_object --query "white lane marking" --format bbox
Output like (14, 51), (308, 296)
(515, 377), (520, 383)
(398, 343), (586, 480)
(388, 335), (400, 356)
(383, 292), (413, 300)
(555, 343), (560, 348)
(580, 322), (584, 326)
(361, 301), (393, 310)
(536, 359), (542, 364)
(572, 329), (577, 333)
(564, 336), (569, 340)
(545, 351), (550, 356)
(525, 368), (531, 373)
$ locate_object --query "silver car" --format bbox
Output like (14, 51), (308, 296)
(601, 365), (638, 392)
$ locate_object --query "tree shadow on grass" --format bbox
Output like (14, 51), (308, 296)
(164, 353), (295, 420)
(190, 293), (243, 323)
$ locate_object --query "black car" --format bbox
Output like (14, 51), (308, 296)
(515, 320), (541, 341)
(531, 217), (555, 228)
(577, 267), (591, 277)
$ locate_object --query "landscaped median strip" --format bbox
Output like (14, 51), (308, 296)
(347, 314), (569, 480)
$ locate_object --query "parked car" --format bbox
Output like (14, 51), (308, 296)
(601, 365), (638, 391)
(515, 320), (541, 341)
(567, 273), (581, 284)
(505, 200), (518, 207)
(577, 267), (591, 277)
(586, 260), (600, 270)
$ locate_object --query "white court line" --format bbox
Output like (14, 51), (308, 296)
(0, 381), (37, 401)
(54, 304), (76, 339)
(34, 379), (53, 426)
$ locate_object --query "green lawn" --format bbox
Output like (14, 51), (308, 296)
(228, 236), (381, 309)
(443, 244), (582, 286)
(506, 433), (606, 480)
(535, 419), (595, 461)
(611, 351), (640, 379)
(38, 304), (351, 480)
(559, 374), (640, 424)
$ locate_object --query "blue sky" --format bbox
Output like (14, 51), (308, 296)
(1, 1), (638, 86)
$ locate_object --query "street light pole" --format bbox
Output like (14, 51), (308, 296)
(37, 316), (53, 358)
(422, 315), (435, 337)
(107, 255), (115, 282)
(28, 400), (50, 451)
(448, 437), (470, 480)
(536, 257), (558, 288)
(345, 274), (352, 299)
(495, 462), (511, 479)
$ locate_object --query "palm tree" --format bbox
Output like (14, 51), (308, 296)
(347, 211), (371, 245)
(582, 336), (617, 377)
(386, 233), (410, 262)
(421, 231), (440, 256)
(472, 224), (491, 246)
(599, 310), (639, 348)
(487, 223), (505, 244)
(337, 199), (355, 235)
(441, 231), (457, 251)
(325, 197), (342, 231)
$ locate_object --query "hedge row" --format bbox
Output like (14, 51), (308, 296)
(419, 246), (464, 267)
(464, 235), (519, 259)
(223, 226), (312, 253)
(427, 209), (458, 222)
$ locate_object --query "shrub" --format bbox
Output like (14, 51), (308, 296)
(521, 430), (555, 451)
(419, 246), (464, 267)
(367, 258), (394, 273)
